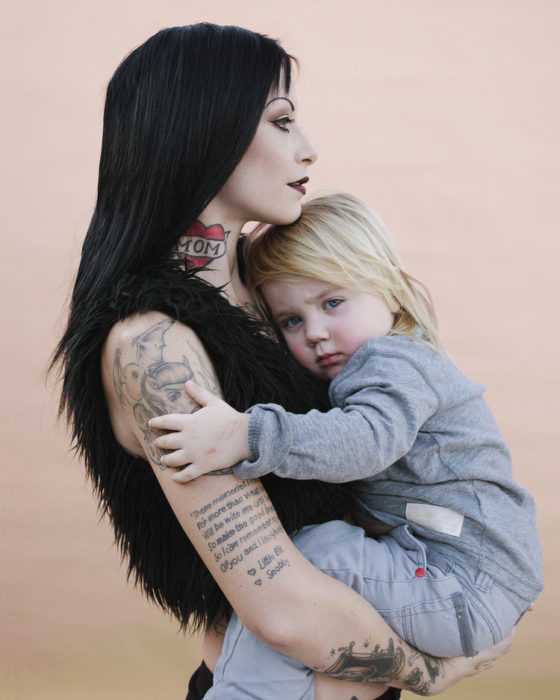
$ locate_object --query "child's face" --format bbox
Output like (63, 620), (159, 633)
(263, 278), (396, 381)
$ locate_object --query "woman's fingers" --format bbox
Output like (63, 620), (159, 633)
(433, 627), (516, 694)
(471, 628), (515, 675)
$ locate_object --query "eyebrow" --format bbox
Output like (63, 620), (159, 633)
(303, 284), (344, 305)
(265, 96), (295, 110)
(304, 291), (334, 305)
(272, 286), (345, 318)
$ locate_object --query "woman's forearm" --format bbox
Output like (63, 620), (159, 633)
(152, 466), (453, 695)
(157, 467), (512, 696)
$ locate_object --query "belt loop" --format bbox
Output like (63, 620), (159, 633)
(474, 570), (492, 593)
(403, 524), (427, 570)
(428, 550), (453, 576)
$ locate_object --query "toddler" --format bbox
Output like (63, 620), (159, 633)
(150, 193), (542, 695)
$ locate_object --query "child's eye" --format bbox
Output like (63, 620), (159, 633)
(324, 298), (343, 310)
(272, 116), (295, 132)
(280, 315), (302, 328)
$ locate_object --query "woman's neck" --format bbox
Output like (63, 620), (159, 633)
(170, 217), (252, 308)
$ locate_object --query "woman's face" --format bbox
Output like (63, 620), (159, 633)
(211, 83), (318, 228)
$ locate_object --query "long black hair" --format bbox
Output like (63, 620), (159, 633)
(54, 22), (294, 438)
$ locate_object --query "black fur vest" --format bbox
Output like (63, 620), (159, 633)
(69, 263), (353, 629)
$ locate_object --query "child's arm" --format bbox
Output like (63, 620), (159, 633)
(150, 346), (440, 484)
(236, 346), (440, 483)
(148, 380), (252, 482)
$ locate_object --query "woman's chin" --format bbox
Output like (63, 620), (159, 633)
(269, 205), (303, 226)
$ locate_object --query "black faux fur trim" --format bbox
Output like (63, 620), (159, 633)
(63, 263), (354, 630)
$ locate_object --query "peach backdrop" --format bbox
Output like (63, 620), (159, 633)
(2, 1), (558, 698)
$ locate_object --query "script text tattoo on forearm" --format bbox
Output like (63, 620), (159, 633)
(191, 481), (289, 583)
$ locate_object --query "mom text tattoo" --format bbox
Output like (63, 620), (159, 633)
(171, 220), (230, 271)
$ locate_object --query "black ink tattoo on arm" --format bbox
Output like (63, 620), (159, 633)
(113, 320), (295, 596)
(112, 318), (219, 469)
(204, 468), (235, 476)
(190, 483), (287, 585)
(322, 638), (443, 695)
(323, 639), (405, 684)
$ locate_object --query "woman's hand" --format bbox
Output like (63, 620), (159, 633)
(148, 380), (252, 482)
(410, 629), (515, 696)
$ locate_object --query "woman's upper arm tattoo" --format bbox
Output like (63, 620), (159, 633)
(111, 317), (219, 468)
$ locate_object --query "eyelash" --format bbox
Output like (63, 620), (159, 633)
(272, 116), (295, 132)
(280, 316), (301, 329)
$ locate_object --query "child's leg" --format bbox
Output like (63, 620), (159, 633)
(204, 611), (314, 699)
(204, 519), (396, 698)
(205, 519), (523, 696)
(295, 520), (525, 658)
(206, 613), (396, 699)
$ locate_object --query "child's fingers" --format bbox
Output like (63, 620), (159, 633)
(160, 449), (190, 468)
(171, 465), (199, 483)
(148, 414), (188, 431)
(185, 380), (220, 407)
(154, 432), (186, 450)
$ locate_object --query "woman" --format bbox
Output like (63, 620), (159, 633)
(52, 24), (511, 699)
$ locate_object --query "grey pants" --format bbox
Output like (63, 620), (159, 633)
(205, 520), (525, 699)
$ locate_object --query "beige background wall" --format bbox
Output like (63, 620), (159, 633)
(2, 1), (558, 698)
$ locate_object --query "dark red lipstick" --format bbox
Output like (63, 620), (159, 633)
(288, 177), (309, 195)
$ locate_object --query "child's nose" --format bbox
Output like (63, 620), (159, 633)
(305, 321), (329, 346)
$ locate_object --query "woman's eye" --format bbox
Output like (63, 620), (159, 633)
(325, 299), (343, 310)
(272, 116), (295, 132)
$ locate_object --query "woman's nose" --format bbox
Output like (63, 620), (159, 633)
(297, 128), (318, 165)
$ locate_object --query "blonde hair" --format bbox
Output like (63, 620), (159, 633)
(245, 192), (441, 350)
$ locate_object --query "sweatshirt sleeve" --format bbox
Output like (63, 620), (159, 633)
(233, 338), (441, 482)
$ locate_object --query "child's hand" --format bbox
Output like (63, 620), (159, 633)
(148, 381), (251, 483)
